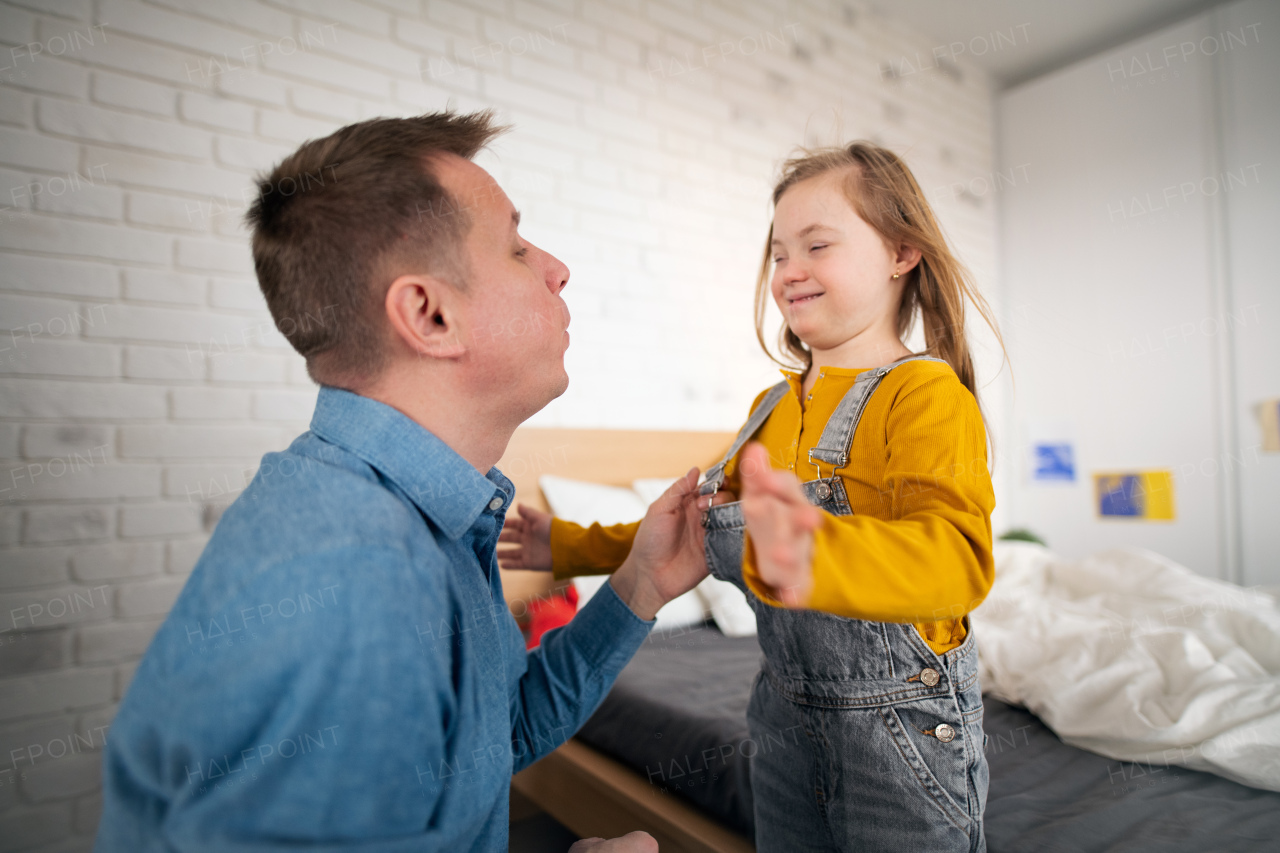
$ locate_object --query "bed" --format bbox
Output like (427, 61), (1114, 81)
(499, 428), (1280, 852)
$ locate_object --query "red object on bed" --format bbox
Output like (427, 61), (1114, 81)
(525, 584), (579, 648)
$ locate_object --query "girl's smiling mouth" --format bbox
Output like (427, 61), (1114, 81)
(789, 292), (824, 305)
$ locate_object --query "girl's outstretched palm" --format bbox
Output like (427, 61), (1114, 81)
(738, 442), (823, 607)
(498, 503), (553, 571)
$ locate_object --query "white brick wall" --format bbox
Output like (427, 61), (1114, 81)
(0, 0), (999, 847)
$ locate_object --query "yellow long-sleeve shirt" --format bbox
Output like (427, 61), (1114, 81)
(549, 360), (996, 655)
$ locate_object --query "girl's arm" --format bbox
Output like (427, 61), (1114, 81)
(741, 374), (995, 623)
(550, 517), (641, 579)
(498, 503), (640, 579)
(501, 389), (773, 581)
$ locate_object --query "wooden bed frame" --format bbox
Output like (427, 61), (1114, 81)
(497, 427), (755, 852)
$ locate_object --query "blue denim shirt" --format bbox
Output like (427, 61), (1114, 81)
(95, 387), (654, 852)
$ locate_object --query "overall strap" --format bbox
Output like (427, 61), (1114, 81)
(699, 380), (790, 496)
(808, 354), (948, 470)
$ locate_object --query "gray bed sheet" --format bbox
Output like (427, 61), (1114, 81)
(576, 623), (1280, 852)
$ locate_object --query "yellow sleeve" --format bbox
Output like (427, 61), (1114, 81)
(549, 518), (640, 580)
(743, 374), (995, 624)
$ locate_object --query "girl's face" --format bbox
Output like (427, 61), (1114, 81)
(769, 173), (913, 355)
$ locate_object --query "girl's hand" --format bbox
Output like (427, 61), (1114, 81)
(738, 442), (823, 607)
(497, 503), (553, 572)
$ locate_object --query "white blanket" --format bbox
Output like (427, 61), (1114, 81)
(972, 542), (1280, 791)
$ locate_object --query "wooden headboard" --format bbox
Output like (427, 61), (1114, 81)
(495, 427), (736, 609)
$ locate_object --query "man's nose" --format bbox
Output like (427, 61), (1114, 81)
(544, 249), (569, 294)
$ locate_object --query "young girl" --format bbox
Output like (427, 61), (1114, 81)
(501, 142), (1002, 852)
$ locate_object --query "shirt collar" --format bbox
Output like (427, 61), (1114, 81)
(309, 386), (511, 540)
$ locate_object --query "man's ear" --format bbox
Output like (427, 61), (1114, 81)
(384, 274), (467, 361)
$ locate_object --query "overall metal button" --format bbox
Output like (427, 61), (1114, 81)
(814, 482), (832, 501)
(934, 723), (955, 743)
(919, 667), (941, 687)
(488, 496), (504, 511)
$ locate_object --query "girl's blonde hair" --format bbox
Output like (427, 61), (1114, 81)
(753, 142), (1005, 406)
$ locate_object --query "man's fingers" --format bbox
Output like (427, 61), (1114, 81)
(497, 526), (522, 543)
(656, 467), (700, 511)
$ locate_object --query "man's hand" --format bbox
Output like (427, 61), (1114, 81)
(497, 503), (553, 572)
(568, 831), (658, 853)
(738, 442), (823, 607)
(609, 468), (712, 621)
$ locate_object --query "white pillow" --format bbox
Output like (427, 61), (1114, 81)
(538, 475), (646, 526)
(630, 477), (679, 506)
(538, 475), (709, 631)
(697, 576), (757, 637)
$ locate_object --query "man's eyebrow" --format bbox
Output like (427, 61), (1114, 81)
(771, 223), (834, 245)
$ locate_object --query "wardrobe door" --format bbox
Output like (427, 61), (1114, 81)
(1218, 0), (1280, 587)
(997, 13), (1225, 576)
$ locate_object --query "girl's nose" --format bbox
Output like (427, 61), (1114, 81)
(782, 261), (808, 284)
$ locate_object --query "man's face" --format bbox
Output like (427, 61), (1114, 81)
(431, 154), (571, 416)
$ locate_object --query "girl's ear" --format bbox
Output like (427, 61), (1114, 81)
(384, 273), (467, 360)
(894, 243), (924, 276)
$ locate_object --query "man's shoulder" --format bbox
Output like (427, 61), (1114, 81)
(147, 435), (459, 681)
(194, 434), (448, 590)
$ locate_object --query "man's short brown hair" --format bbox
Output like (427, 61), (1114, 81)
(245, 109), (508, 386)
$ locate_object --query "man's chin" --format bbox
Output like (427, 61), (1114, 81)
(523, 367), (569, 412)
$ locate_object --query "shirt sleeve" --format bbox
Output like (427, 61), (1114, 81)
(506, 577), (653, 772)
(549, 518), (640, 579)
(742, 373), (996, 624)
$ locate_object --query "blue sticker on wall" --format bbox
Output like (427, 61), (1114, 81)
(1032, 443), (1075, 481)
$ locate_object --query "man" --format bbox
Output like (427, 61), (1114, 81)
(94, 110), (711, 852)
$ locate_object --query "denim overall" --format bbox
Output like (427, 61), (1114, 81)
(699, 355), (989, 852)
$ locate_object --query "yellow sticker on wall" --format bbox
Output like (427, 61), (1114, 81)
(1261, 398), (1280, 453)
(1094, 471), (1175, 520)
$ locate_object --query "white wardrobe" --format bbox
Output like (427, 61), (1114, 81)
(996, 0), (1279, 585)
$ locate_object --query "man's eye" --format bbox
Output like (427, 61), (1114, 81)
(810, 244), (827, 252)
(515, 247), (528, 257)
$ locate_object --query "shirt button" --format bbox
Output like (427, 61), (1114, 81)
(934, 723), (956, 743)
(488, 496), (504, 511)
(919, 667), (941, 687)
(806, 393), (812, 401)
